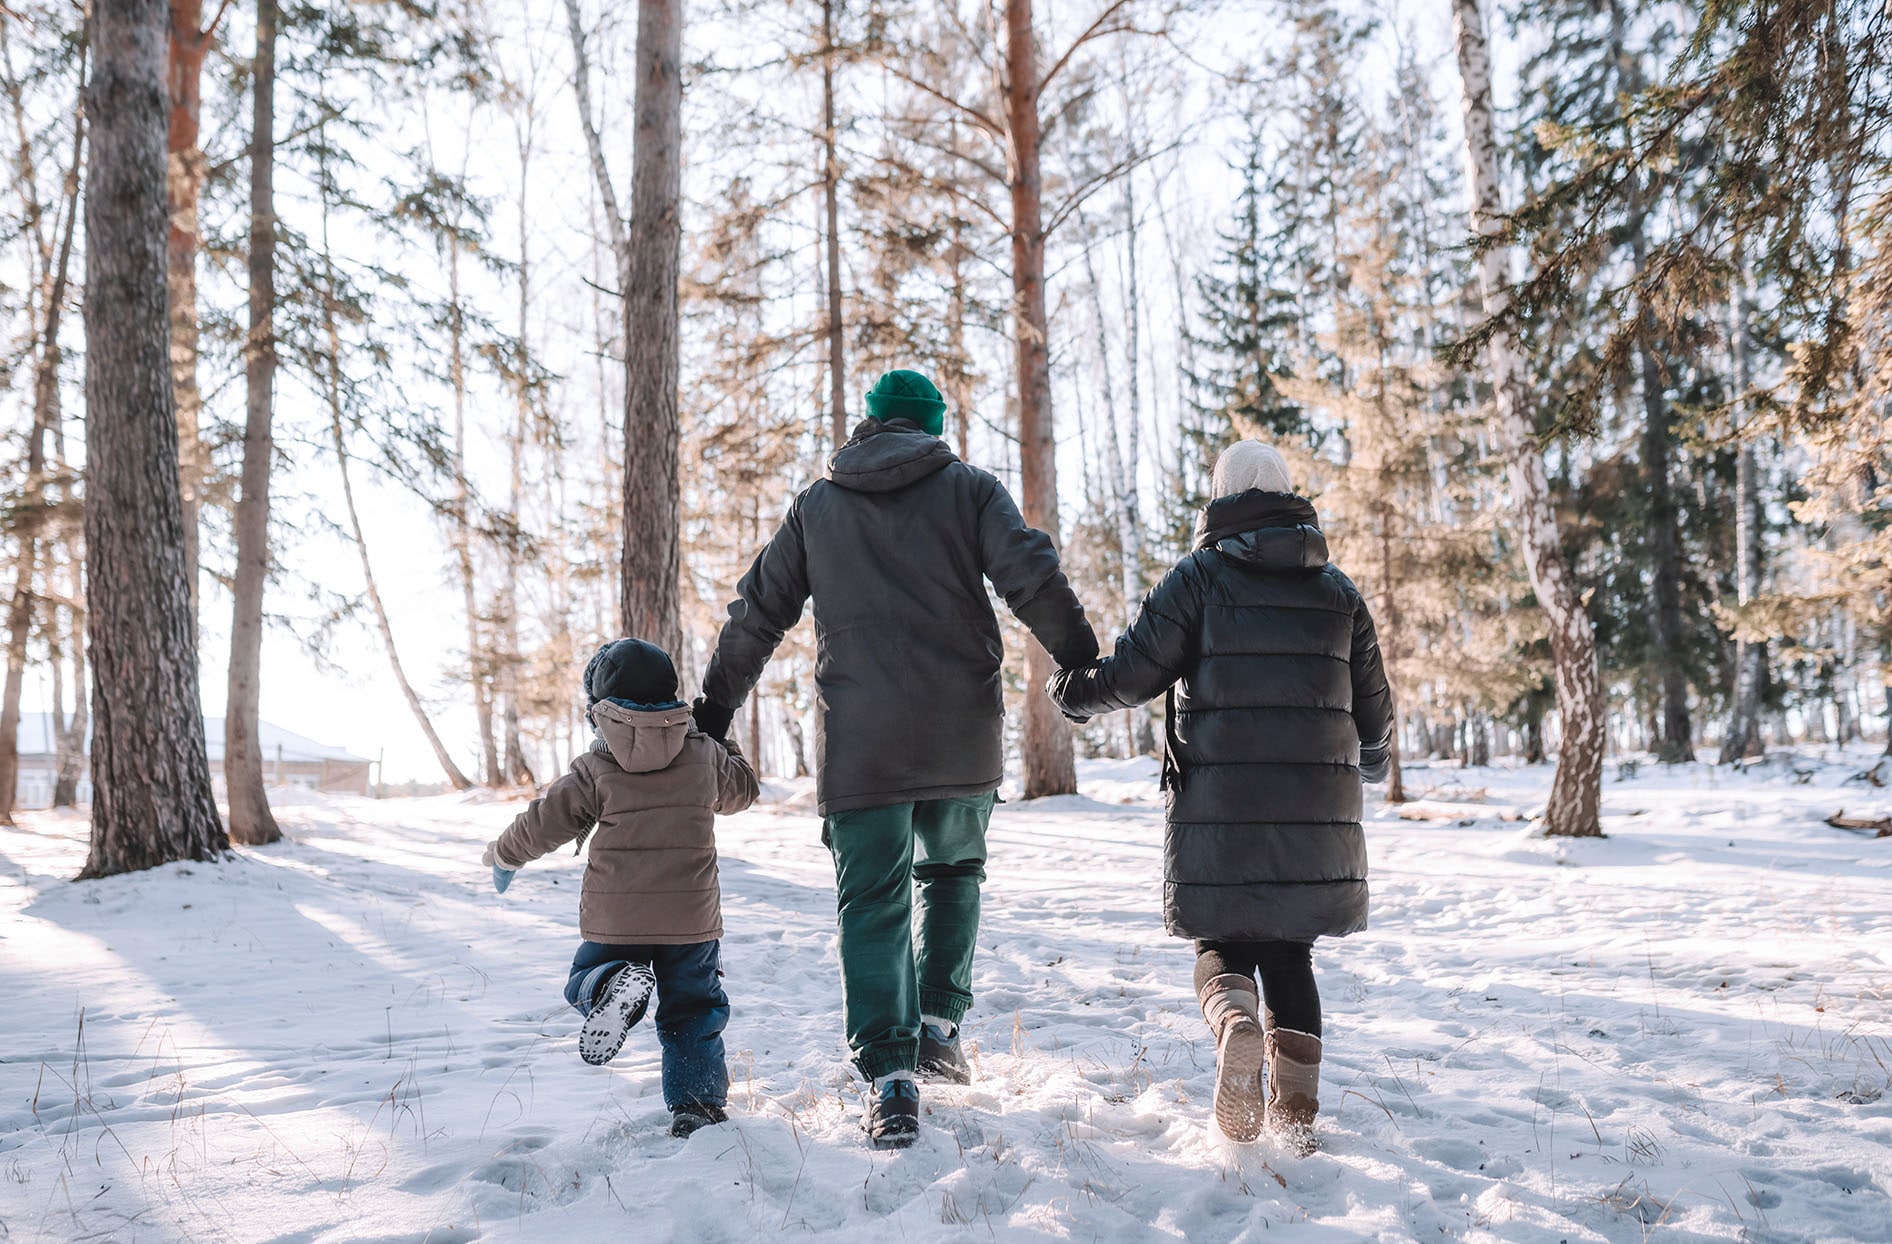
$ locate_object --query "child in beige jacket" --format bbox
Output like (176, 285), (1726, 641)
(483, 638), (758, 1137)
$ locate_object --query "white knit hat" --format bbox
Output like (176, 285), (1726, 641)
(1211, 440), (1292, 498)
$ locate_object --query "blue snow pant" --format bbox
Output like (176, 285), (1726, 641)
(565, 939), (729, 1110)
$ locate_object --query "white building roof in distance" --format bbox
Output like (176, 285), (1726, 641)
(15, 714), (370, 765)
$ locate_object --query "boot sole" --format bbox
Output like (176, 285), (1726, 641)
(1213, 1022), (1268, 1143)
(578, 965), (655, 1066)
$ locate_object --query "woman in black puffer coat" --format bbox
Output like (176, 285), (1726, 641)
(1048, 440), (1393, 1151)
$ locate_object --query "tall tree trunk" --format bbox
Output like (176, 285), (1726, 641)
(1452, 0), (1604, 837)
(1078, 222), (1149, 756)
(1377, 502), (1408, 802)
(317, 155), (473, 793)
(822, 0), (846, 451)
(1118, 172), (1154, 756)
(0, 50), (83, 824)
(502, 105), (536, 789)
(1634, 234), (1691, 763)
(1004, 0), (1076, 798)
(1720, 256), (1765, 764)
(448, 236), (498, 784)
(225, 0), (279, 846)
(79, 0), (227, 877)
(166, 0), (218, 633)
(621, 0), (683, 654)
(946, 210), (973, 461)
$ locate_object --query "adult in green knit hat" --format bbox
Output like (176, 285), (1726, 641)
(864, 369), (947, 436)
(698, 357), (1099, 1149)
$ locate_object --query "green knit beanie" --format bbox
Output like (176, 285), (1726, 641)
(864, 369), (947, 436)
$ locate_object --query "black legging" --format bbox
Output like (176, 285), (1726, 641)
(1194, 940), (1321, 1038)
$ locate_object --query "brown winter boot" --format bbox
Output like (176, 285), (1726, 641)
(1198, 973), (1267, 1142)
(1264, 1016), (1322, 1155)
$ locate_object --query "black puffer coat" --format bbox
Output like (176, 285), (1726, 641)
(704, 419), (1098, 815)
(1049, 492), (1393, 942)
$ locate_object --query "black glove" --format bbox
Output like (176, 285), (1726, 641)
(1056, 621), (1101, 671)
(692, 696), (736, 742)
(1359, 746), (1390, 785)
(1045, 668), (1092, 725)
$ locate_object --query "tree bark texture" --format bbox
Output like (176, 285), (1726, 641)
(1452, 0), (1605, 836)
(79, 0), (228, 877)
(166, 0), (216, 630)
(0, 53), (83, 823)
(225, 0), (280, 845)
(1004, 0), (1076, 798)
(620, 0), (683, 655)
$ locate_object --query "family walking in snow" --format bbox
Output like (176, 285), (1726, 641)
(481, 366), (1392, 1154)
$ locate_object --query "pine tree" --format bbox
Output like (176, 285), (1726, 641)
(79, 0), (227, 877)
(1182, 121), (1305, 477)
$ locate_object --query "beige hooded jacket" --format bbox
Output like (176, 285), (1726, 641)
(485, 700), (759, 944)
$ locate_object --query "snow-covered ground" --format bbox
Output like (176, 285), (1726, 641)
(3, 753), (1891, 1243)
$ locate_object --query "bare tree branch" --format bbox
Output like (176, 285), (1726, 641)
(1043, 139), (1176, 238)
(1036, 0), (1137, 99)
(561, 0), (628, 269)
(880, 60), (1008, 140)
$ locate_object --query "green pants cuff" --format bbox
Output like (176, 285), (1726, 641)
(919, 989), (970, 1026)
(856, 1045), (918, 1081)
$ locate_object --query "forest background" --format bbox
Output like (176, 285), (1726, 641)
(3, 0), (1887, 862)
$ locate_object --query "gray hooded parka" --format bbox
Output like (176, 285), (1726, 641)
(703, 419), (1098, 815)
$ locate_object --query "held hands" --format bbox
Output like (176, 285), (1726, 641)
(692, 696), (735, 743)
(480, 844), (517, 894)
(1045, 667), (1093, 725)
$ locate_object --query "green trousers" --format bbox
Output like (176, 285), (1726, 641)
(823, 793), (994, 1080)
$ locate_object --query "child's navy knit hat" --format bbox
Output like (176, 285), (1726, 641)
(583, 638), (679, 712)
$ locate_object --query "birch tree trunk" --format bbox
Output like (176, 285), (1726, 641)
(225, 0), (280, 846)
(822, 0), (847, 451)
(166, 0), (217, 632)
(1452, 0), (1604, 837)
(79, 0), (227, 877)
(0, 51), (83, 823)
(502, 102), (536, 788)
(1720, 256), (1766, 764)
(448, 236), (498, 784)
(621, 0), (683, 654)
(1004, 0), (1077, 797)
(1118, 172), (1154, 755)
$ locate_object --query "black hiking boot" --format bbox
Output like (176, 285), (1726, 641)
(867, 1077), (920, 1149)
(669, 1102), (728, 1138)
(918, 1022), (971, 1084)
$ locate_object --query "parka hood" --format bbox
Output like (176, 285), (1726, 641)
(1193, 490), (1329, 570)
(827, 418), (958, 493)
(589, 699), (693, 773)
